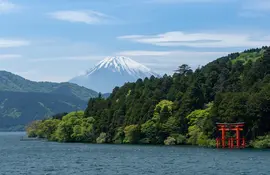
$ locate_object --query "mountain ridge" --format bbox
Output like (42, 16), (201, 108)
(0, 70), (98, 101)
(0, 70), (98, 130)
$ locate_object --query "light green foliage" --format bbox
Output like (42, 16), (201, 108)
(196, 133), (216, 147)
(141, 100), (177, 144)
(26, 119), (60, 140)
(27, 111), (96, 143)
(232, 51), (263, 65)
(126, 90), (132, 98)
(70, 117), (95, 142)
(59, 111), (95, 142)
(170, 134), (186, 144)
(55, 120), (73, 142)
(164, 136), (176, 145)
(36, 119), (60, 140)
(187, 125), (215, 147)
(187, 103), (212, 126)
(154, 100), (173, 118)
(250, 135), (270, 149)
(141, 120), (158, 143)
(26, 120), (42, 138)
(162, 117), (179, 134)
(186, 104), (214, 147)
(62, 111), (84, 120)
(96, 132), (107, 144)
(113, 127), (125, 144)
(123, 125), (140, 144)
(187, 125), (201, 145)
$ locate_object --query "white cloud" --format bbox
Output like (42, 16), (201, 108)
(0, 54), (22, 60)
(118, 31), (270, 48)
(117, 50), (172, 56)
(116, 50), (229, 74)
(0, 0), (17, 13)
(0, 39), (30, 48)
(117, 50), (228, 57)
(49, 10), (114, 24)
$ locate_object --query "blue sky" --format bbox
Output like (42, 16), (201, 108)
(0, 0), (270, 82)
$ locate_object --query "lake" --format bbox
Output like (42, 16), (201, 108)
(0, 132), (270, 175)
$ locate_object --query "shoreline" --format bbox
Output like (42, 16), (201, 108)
(0, 131), (268, 149)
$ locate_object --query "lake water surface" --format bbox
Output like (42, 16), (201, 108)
(0, 132), (270, 175)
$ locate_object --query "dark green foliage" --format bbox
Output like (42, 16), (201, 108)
(27, 46), (270, 147)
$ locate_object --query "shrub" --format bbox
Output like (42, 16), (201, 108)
(164, 136), (176, 145)
(250, 135), (270, 149)
(123, 125), (140, 144)
(96, 132), (107, 144)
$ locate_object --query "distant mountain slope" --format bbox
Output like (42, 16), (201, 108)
(0, 91), (87, 130)
(0, 71), (98, 101)
(0, 71), (98, 130)
(69, 56), (160, 93)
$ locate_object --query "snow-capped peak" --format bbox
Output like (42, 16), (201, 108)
(69, 56), (160, 93)
(98, 56), (150, 71)
(86, 56), (158, 78)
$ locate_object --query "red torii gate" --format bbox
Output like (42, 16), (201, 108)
(216, 122), (246, 149)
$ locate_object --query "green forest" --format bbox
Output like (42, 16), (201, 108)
(27, 46), (270, 148)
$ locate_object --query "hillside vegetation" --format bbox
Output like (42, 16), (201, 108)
(27, 46), (270, 148)
(0, 71), (98, 101)
(0, 91), (89, 130)
(0, 71), (98, 130)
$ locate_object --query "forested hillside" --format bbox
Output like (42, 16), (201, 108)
(0, 71), (98, 130)
(0, 71), (98, 101)
(27, 46), (270, 148)
(0, 91), (88, 130)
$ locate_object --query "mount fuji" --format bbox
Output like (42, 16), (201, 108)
(69, 56), (160, 93)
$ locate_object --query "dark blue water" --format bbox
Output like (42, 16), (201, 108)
(0, 132), (270, 175)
